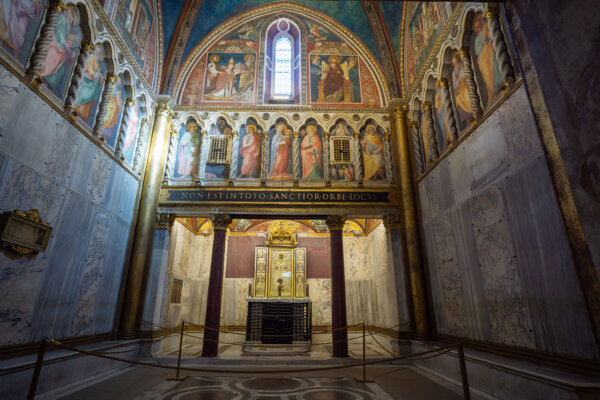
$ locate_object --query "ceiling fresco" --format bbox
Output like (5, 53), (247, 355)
(378, 1), (404, 67)
(178, 218), (382, 237)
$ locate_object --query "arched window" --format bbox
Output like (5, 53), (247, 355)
(273, 35), (293, 97)
(264, 18), (301, 103)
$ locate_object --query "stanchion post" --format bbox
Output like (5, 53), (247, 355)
(28, 338), (48, 400)
(355, 322), (374, 383)
(167, 321), (186, 381)
(457, 343), (470, 400)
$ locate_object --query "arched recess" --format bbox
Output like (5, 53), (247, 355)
(102, 69), (133, 150)
(235, 117), (264, 181)
(120, 92), (147, 165)
(267, 118), (294, 182)
(297, 118), (325, 181)
(172, 116), (202, 181)
(358, 119), (389, 184)
(174, 2), (389, 108)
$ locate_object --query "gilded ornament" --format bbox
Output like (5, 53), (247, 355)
(325, 214), (347, 231)
(80, 40), (96, 53)
(382, 214), (401, 231)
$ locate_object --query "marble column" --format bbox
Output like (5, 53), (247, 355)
(383, 214), (413, 335)
(293, 131), (300, 181)
(326, 214), (348, 357)
(26, 0), (67, 84)
(201, 214), (232, 357)
(352, 132), (363, 181)
(142, 213), (174, 328)
(390, 105), (430, 337)
(162, 127), (178, 182)
(458, 47), (483, 118)
(229, 130), (239, 180)
(133, 118), (150, 173)
(64, 41), (96, 117)
(93, 73), (117, 140)
(323, 132), (331, 182)
(115, 98), (135, 158)
(410, 121), (424, 175)
(484, 8), (515, 89)
(422, 101), (439, 161)
(439, 78), (459, 143)
(120, 96), (172, 332)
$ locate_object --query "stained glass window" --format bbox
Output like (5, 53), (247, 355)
(273, 35), (292, 97)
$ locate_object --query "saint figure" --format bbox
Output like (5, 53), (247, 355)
(362, 125), (386, 180)
(451, 52), (472, 127)
(473, 14), (501, 107)
(75, 46), (104, 124)
(238, 124), (261, 178)
(269, 123), (292, 178)
(176, 122), (198, 177)
(300, 125), (322, 180)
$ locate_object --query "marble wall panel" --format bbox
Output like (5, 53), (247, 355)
(0, 68), (141, 345)
(419, 85), (597, 360)
(143, 228), (171, 326)
(468, 183), (535, 348)
(344, 235), (371, 280)
(221, 278), (252, 325)
(308, 278), (332, 326)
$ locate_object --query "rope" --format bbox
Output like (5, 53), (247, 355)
(46, 339), (459, 375)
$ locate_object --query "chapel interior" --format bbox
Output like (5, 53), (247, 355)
(0, 1), (599, 399)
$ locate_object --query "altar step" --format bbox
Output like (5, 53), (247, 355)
(241, 341), (311, 356)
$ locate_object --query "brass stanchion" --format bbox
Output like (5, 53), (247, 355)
(355, 322), (374, 382)
(28, 338), (48, 400)
(167, 321), (187, 380)
(457, 344), (471, 400)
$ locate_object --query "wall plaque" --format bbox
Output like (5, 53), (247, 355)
(0, 209), (52, 254)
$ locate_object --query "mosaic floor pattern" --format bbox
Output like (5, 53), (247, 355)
(134, 376), (394, 400)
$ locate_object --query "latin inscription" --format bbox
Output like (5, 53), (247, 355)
(165, 189), (390, 204)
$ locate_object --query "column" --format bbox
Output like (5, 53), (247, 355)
(383, 214), (414, 336)
(422, 101), (439, 161)
(229, 130), (239, 181)
(120, 96), (172, 332)
(323, 131), (331, 183)
(352, 131), (363, 182)
(410, 121), (424, 175)
(133, 118), (150, 173)
(142, 213), (174, 327)
(484, 8), (515, 89)
(326, 214), (348, 357)
(458, 48), (483, 118)
(292, 131), (300, 181)
(93, 73), (117, 140)
(439, 78), (459, 143)
(162, 127), (178, 182)
(390, 105), (430, 337)
(115, 98), (135, 158)
(64, 41), (96, 117)
(26, 0), (67, 84)
(201, 214), (232, 357)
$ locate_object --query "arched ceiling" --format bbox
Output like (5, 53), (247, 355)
(160, 0), (404, 96)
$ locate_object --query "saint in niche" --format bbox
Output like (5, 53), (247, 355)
(175, 122), (199, 178)
(238, 124), (261, 178)
(268, 122), (292, 179)
(362, 124), (386, 180)
(75, 46), (105, 126)
(300, 125), (323, 180)
(451, 52), (473, 129)
(472, 13), (501, 108)
(330, 121), (355, 181)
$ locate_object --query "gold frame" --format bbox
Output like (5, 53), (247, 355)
(0, 210), (52, 254)
(267, 247), (295, 298)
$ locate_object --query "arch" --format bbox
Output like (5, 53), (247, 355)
(174, 2), (389, 107)
(298, 118), (325, 181)
(358, 119), (387, 182)
(173, 116), (202, 180)
(236, 117), (264, 180)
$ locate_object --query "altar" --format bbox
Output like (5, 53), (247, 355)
(244, 222), (312, 348)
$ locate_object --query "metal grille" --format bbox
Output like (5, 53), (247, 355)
(171, 279), (183, 304)
(332, 138), (351, 164)
(208, 136), (229, 164)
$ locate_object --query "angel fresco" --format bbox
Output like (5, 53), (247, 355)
(40, 6), (81, 99)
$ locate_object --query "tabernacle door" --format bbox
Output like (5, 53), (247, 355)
(254, 247), (267, 298)
(268, 248), (294, 298)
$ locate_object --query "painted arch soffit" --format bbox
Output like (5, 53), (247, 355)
(172, 1), (391, 107)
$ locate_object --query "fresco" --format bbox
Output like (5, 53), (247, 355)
(433, 80), (450, 152)
(99, 75), (125, 148)
(142, 22), (156, 87)
(420, 111), (431, 165)
(268, 121), (293, 181)
(360, 123), (386, 181)
(40, 5), (81, 100)
(121, 97), (141, 164)
(298, 122), (324, 180)
(205, 117), (231, 180)
(329, 120), (355, 181)
(203, 50), (256, 102)
(405, 2), (455, 87)
(450, 50), (473, 131)
(0, 0), (46, 66)
(237, 120), (263, 179)
(75, 46), (106, 128)
(113, 0), (154, 68)
(181, 0), (381, 64)
(173, 119), (201, 179)
(309, 52), (360, 104)
(224, 17), (265, 41)
(471, 12), (502, 109)
(379, 1), (404, 63)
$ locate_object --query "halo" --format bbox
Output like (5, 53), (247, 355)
(244, 54), (255, 63)
(328, 55), (340, 64)
(210, 54), (220, 63)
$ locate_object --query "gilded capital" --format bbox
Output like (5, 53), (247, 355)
(125, 98), (135, 107)
(439, 77), (448, 87)
(211, 214), (232, 231)
(105, 72), (117, 85)
(484, 8), (499, 20)
(155, 102), (172, 119)
(458, 47), (470, 58)
(326, 215), (347, 231)
(156, 213), (175, 230)
(293, 131), (299, 139)
(382, 214), (401, 232)
(47, 0), (66, 12)
(391, 104), (407, 119)
(410, 120), (419, 129)
(324, 131), (330, 139)
(80, 40), (96, 53)
(423, 101), (432, 110)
